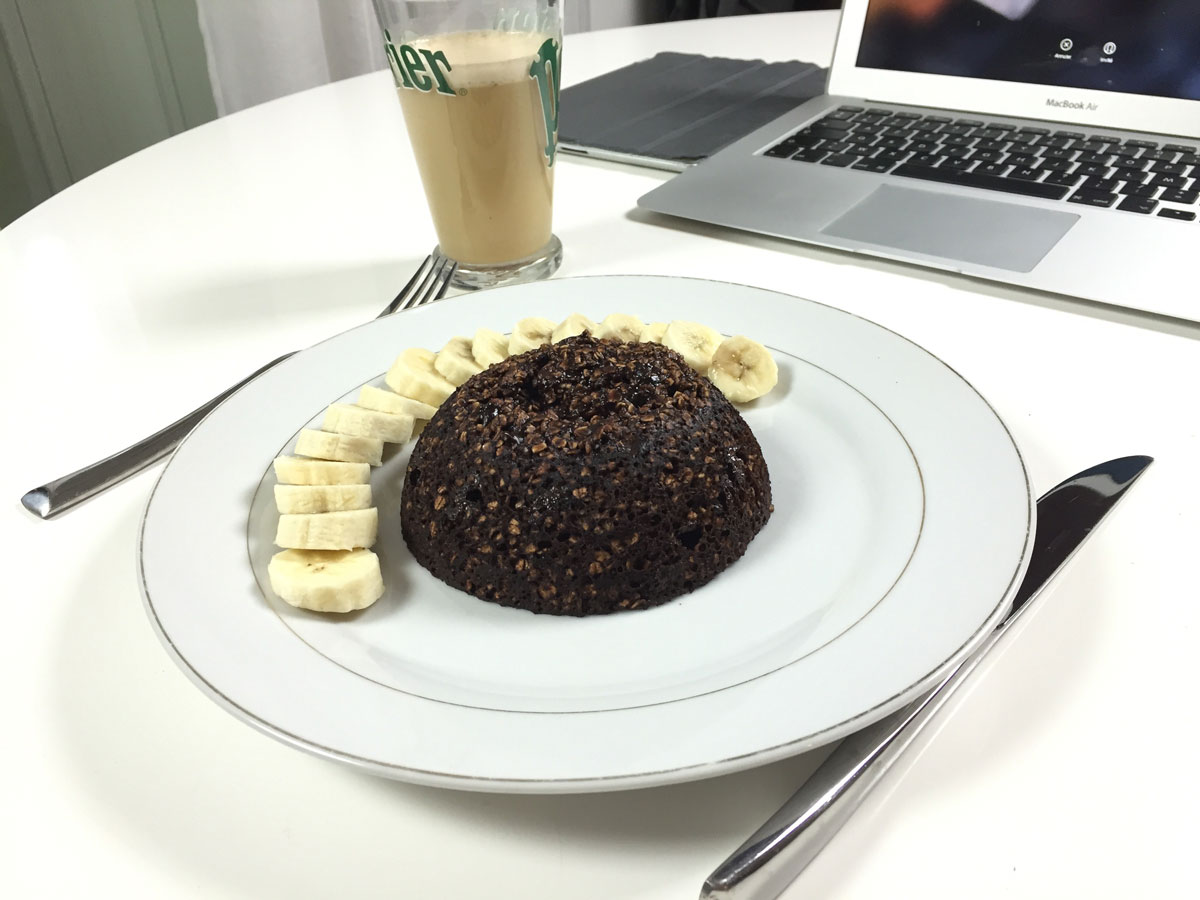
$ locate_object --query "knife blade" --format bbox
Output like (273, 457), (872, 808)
(701, 454), (1153, 900)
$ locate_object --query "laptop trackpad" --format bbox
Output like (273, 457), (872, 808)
(820, 184), (1078, 273)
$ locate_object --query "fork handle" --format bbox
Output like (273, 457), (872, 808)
(20, 351), (294, 520)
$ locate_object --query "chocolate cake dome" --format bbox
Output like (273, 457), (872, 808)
(399, 334), (772, 616)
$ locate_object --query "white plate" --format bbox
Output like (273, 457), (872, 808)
(140, 275), (1032, 793)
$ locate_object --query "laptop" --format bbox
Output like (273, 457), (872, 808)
(637, 0), (1200, 322)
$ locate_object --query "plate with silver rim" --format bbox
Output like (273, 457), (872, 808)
(139, 274), (1033, 793)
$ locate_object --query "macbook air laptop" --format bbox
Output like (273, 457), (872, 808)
(637, 0), (1200, 322)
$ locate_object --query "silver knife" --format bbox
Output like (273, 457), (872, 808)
(701, 454), (1154, 900)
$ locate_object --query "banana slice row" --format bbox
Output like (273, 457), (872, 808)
(267, 369), (444, 611)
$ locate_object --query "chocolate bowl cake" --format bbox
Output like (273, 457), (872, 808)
(399, 335), (772, 616)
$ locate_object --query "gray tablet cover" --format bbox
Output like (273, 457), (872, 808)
(558, 52), (828, 164)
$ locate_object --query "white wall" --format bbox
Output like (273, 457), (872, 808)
(567, 0), (666, 34)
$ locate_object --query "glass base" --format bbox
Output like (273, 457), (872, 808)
(446, 234), (563, 291)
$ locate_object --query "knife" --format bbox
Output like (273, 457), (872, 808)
(701, 454), (1153, 900)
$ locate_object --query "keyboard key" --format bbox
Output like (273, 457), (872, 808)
(1124, 139), (1158, 149)
(852, 158), (896, 173)
(826, 109), (858, 120)
(1113, 159), (1149, 172)
(1160, 188), (1200, 204)
(820, 153), (861, 167)
(941, 157), (975, 170)
(969, 149), (1006, 162)
(1083, 176), (1121, 192)
(1074, 163), (1112, 178)
(1158, 208), (1197, 220)
(891, 163), (1070, 199)
(1149, 173), (1190, 189)
(810, 125), (853, 140)
(1143, 149), (1178, 162)
(1041, 147), (1077, 160)
(890, 110), (922, 119)
(791, 147), (828, 163)
(976, 163), (1012, 177)
(768, 139), (806, 157)
(1119, 183), (1157, 197)
(1043, 171), (1084, 187)
(1117, 196), (1158, 214)
(1151, 161), (1188, 175)
(908, 152), (944, 167)
(1009, 166), (1043, 181)
(973, 139), (1010, 153)
(836, 105), (865, 113)
(1069, 190), (1119, 207)
(1040, 158), (1076, 172)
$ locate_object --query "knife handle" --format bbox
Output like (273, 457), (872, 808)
(701, 646), (994, 900)
(701, 454), (1154, 900)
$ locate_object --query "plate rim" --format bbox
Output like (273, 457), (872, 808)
(138, 273), (1033, 793)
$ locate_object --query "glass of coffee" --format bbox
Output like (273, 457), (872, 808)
(372, 0), (563, 290)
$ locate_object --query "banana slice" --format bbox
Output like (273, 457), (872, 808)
(642, 321), (668, 344)
(662, 320), (723, 373)
(294, 429), (384, 466)
(434, 336), (484, 386)
(322, 403), (414, 444)
(385, 347), (457, 407)
(596, 312), (645, 342)
(708, 335), (779, 403)
(273, 456), (371, 485)
(275, 507), (379, 550)
(274, 483), (373, 514)
(356, 385), (438, 421)
(508, 316), (555, 355)
(267, 548), (384, 613)
(551, 313), (598, 343)
(472, 327), (510, 367)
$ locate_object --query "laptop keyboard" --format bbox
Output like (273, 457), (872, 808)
(764, 105), (1200, 222)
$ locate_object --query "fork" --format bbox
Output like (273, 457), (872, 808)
(20, 252), (457, 520)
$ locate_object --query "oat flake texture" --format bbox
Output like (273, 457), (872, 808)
(400, 335), (773, 616)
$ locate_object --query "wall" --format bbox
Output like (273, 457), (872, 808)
(0, 0), (215, 228)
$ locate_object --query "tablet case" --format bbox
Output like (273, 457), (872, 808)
(558, 51), (828, 166)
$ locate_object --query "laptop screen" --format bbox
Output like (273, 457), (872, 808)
(857, 0), (1200, 102)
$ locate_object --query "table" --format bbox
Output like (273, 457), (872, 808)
(3, 10), (1197, 899)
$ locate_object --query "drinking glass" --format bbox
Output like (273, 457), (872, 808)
(372, 0), (564, 290)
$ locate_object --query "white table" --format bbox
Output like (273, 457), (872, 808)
(3, 10), (1197, 899)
